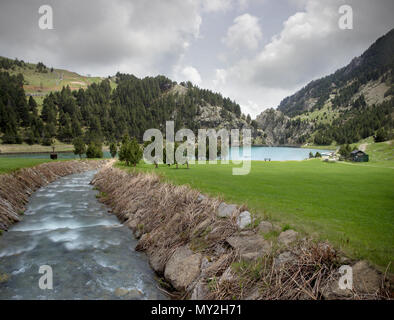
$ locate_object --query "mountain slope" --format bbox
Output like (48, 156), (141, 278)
(0, 57), (106, 95)
(256, 28), (394, 146)
(0, 60), (251, 146)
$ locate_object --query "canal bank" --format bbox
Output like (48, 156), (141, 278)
(91, 166), (389, 300)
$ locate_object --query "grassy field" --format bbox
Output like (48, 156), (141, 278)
(359, 140), (394, 168)
(0, 141), (74, 154)
(4, 63), (103, 95)
(117, 158), (394, 271)
(0, 158), (52, 174)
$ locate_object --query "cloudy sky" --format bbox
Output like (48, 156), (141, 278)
(0, 0), (393, 117)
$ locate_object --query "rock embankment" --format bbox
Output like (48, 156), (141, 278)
(92, 167), (389, 300)
(0, 160), (109, 231)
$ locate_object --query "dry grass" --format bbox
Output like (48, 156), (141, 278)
(92, 168), (238, 273)
(92, 167), (392, 300)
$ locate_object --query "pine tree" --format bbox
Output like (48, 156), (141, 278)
(73, 137), (86, 159)
(109, 142), (117, 158)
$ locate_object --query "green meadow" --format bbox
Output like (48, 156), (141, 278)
(0, 158), (52, 174)
(118, 157), (394, 271)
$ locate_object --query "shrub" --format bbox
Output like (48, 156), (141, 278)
(109, 142), (117, 158)
(73, 137), (86, 159)
(374, 128), (388, 143)
(119, 135), (142, 166)
(86, 142), (103, 158)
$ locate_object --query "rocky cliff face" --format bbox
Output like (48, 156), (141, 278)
(195, 102), (250, 131)
(254, 29), (394, 145)
(255, 108), (313, 145)
(170, 84), (253, 136)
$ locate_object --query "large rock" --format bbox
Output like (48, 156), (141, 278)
(245, 287), (260, 300)
(191, 280), (210, 300)
(164, 246), (202, 291)
(217, 203), (237, 218)
(226, 234), (271, 261)
(219, 267), (236, 284)
(278, 230), (298, 245)
(323, 261), (382, 299)
(258, 221), (273, 234)
(147, 247), (166, 274)
(352, 260), (381, 294)
(202, 254), (232, 277)
(126, 289), (143, 300)
(273, 251), (296, 268)
(237, 211), (252, 229)
(114, 287), (129, 297)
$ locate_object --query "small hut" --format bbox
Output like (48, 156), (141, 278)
(350, 150), (369, 162)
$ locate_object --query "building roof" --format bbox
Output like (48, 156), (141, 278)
(351, 150), (366, 155)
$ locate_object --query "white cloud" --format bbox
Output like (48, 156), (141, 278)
(201, 0), (232, 12)
(222, 14), (262, 52)
(174, 66), (202, 85)
(212, 0), (394, 117)
(0, 0), (202, 77)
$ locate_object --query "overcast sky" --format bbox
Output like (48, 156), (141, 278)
(0, 0), (393, 117)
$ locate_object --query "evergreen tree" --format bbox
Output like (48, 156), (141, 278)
(73, 137), (86, 159)
(109, 142), (117, 158)
(86, 142), (103, 158)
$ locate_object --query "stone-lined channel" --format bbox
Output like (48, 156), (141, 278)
(0, 170), (166, 300)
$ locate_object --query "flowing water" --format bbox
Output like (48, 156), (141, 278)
(0, 171), (166, 300)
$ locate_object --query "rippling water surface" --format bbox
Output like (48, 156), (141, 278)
(0, 171), (166, 300)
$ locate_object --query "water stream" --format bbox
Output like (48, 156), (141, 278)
(0, 170), (166, 300)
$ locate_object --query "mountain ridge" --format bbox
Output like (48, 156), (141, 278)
(255, 28), (394, 146)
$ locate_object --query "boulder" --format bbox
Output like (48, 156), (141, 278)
(126, 289), (143, 300)
(164, 246), (202, 291)
(147, 248), (166, 274)
(323, 261), (382, 299)
(114, 287), (129, 297)
(258, 221), (273, 234)
(197, 194), (207, 202)
(191, 280), (210, 300)
(202, 253), (232, 277)
(219, 267), (236, 284)
(245, 287), (260, 300)
(274, 251), (296, 268)
(237, 211), (252, 229)
(226, 234), (271, 261)
(217, 203), (237, 218)
(278, 230), (298, 245)
(352, 260), (381, 294)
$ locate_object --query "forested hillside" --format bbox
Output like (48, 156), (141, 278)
(256, 28), (394, 146)
(0, 63), (250, 146)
